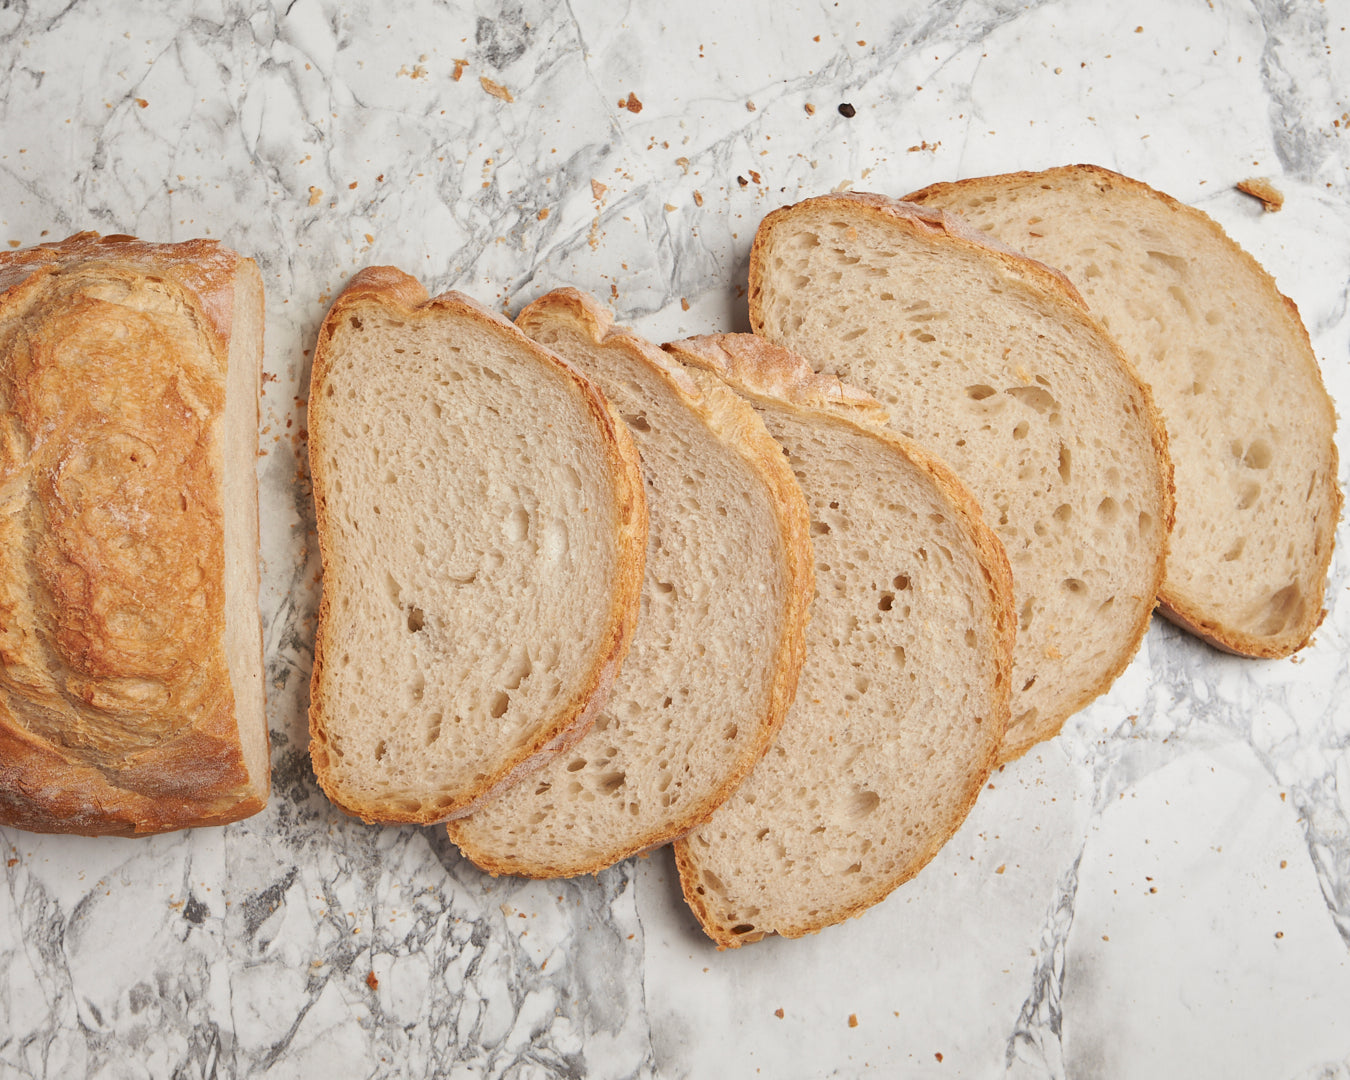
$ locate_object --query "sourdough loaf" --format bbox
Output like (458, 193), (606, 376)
(446, 290), (813, 876)
(308, 270), (647, 824)
(0, 232), (267, 835)
(908, 165), (1340, 656)
(749, 193), (1174, 762)
(665, 333), (1014, 946)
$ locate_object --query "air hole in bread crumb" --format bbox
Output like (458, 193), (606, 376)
(1058, 445), (1072, 483)
(1012, 421), (1029, 440)
(1223, 537), (1246, 562)
(624, 413), (651, 432)
(599, 771), (626, 794)
(965, 629), (977, 647)
(1237, 482), (1261, 511)
(374, 740), (386, 761)
(723, 724), (739, 740)
(1097, 497), (1119, 523)
(406, 607), (424, 632)
(1054, 503), (1073, 523)
(811, 520), (831, 536)
(1063, 578), (1086, 595)
(878, 592), (894, 611)
(893, 646), (906, 667)
(566, 758), (586, 772)
(966, 384), (996, 400)
(1244, 439), (1273, 470)
(893, 574), (911, 590)
(490, 692), (509, 719)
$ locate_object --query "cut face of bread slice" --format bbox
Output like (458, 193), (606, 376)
(664, 333), (1014, 947)
(750, 194), (1174, 762)
(308, 269), (647, 824)
(446, 290), (813, 877)
(907, 165), (1340, 656)
(0, 233), (266, 836)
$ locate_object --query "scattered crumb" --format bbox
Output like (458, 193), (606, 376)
(6, 240), (19, 249)
(622, 92), (643, 113)
(364, 233), (374, 243)
(693, 190), (704, 206)
(136, 98), (148, 108)
(775, 1008), (784, 1019)
(591, 179), (608, 200)
(1280, 860), (1288, 868)
(348, 181), (358, 190)
(366, 971), (379, 990)
(680, 297), (690, 311)
(838, 102), (856, 118)
(480, 76), (513, 103)
(1237, 177), (1284, 211)
(936, 1052), (944, 1063)
(537, 208), (549, 220)
(805, 103), (816, 115)
(848, 1014), (858, 1028)
(907, 140), (940, 153)
(308, 186), (323, 206)
(746, 100), (757, 112)
(452, 59), (468, 81)
(1135, 25), (1144, 32)
(995, 864), (1006, 874)
(1275, 930), (1284, 939)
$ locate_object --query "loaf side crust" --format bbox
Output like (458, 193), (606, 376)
(0, 233), (266, 836)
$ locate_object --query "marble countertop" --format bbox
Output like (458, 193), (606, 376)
(2, 1), (1349, 1076)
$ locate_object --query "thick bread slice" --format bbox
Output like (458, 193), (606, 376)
(308, 270), (647, 824)
(664, 333), (1014, 947)
(750, 193), (1174, 762)
(446, 289), (813, 876)
(908, 165), (1341, 656)
(0, 232), (267, 836)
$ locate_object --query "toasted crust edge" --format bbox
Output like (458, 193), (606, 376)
(747, 193), (1174, 762)
(446, 288), (815, 875)
(907, 164), (1340, 658)
(665, 332), (1016, 947)
(307, 270), (648, 825)
(0, 233), (267, 836)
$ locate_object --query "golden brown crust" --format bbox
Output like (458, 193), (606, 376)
(0, 233), (265, 836)
(307, 270), (648, 825)
(445, 289), (814, 875)
(909, 165), (1337, 660)
(667, 333), (1015, 947)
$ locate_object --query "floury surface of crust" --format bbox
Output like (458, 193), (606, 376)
(907, 165), (1339, 658)
(307, 270), (647, 825)
(0, 234), (265, 836)
(445, 289), (813, 877)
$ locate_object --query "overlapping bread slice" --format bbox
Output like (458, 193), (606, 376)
(446, 289), (813, 876)
(749, 193), (1174, 761)
(308, 269), (647, 823)
(663, 333), (1014, 946)
(907, 165), (1340, 656)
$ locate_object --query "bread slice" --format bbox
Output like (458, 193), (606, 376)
(663, 333), (1014, 946)
(308, 269), (647, 824)
(907, 165), (1341, 656)
(446, 290), (813, 876)
(0, 232), (267, 836)
(749, 193), (1174, 762)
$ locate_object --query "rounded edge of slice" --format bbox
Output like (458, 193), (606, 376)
(445, 287), (815, 875)
(307, 268), (648, 824)
(665, 332), (1016, 947)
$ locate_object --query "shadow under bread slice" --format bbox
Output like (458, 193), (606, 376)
(446, 288), (814, 877)
(308, 269), (647, 824)
(665, 333), (1014, 947)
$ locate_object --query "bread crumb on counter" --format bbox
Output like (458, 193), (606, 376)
(1237, 177), (1284, 211)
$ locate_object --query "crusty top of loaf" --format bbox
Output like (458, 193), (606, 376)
(307, 270), (648, 825)
(0, 233), (266, 836)
(748, 192), (1174, 762)
(445, 288), (813, 876)
(908, 164), (1340, 657)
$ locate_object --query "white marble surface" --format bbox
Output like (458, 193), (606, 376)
(2, 0), (1349, 1076)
